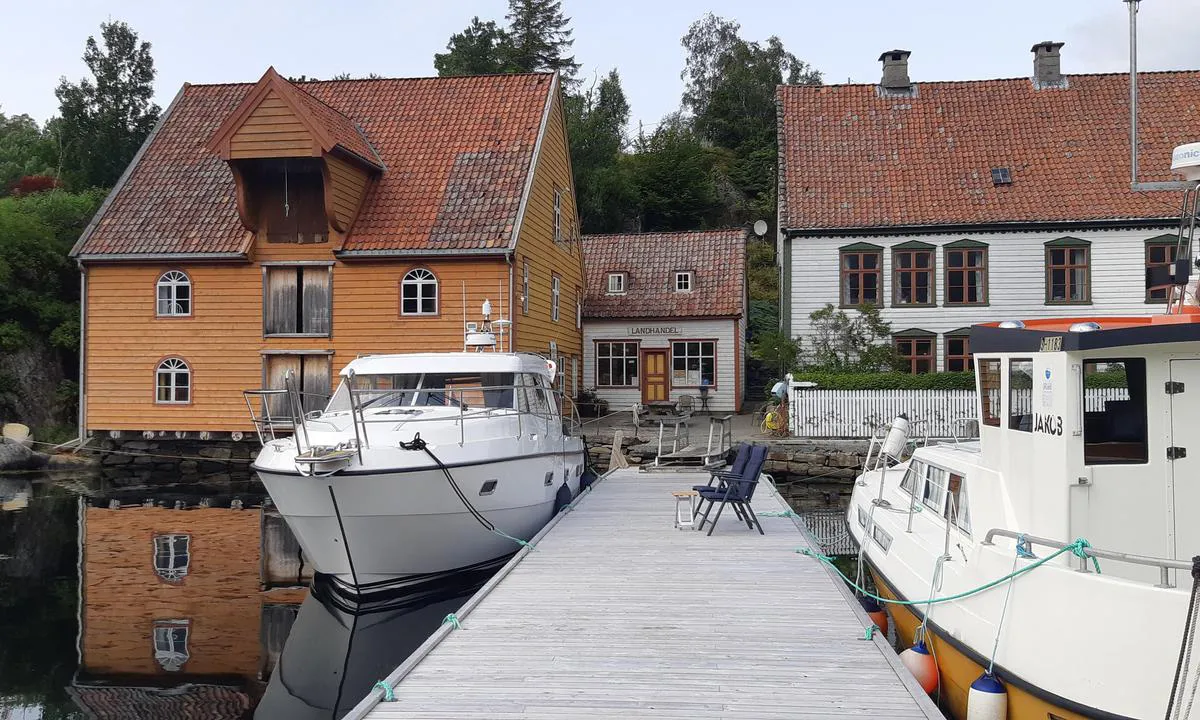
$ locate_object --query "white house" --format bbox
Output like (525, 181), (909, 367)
(581, 230), (747, 413)
(777, 43), (1200, 372)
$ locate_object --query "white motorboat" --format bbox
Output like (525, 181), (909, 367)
(845, 149), (1200, 720)
(248, 348), (587, 596)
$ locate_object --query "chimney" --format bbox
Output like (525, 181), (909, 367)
(1032, 41), (1065, 87)
(878, 50), (912, 91)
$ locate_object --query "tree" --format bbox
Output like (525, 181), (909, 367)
(805, 303), (898, 372)
(0, 113), (59, 194)
(626, 117), (723, 232)
(506, 0), (580, 83)
(330, 72), (384, 80)
(565, 70), (636, 233)
(54, 21), (159, 189)
(750, 330), (801, 379)
(680, 13), (743, 122)
(434, 17), (515, 77)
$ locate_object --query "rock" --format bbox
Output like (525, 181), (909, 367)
(787, 461), (812, 475)
(764, 459), (789, 474)
(827, 453), (863, 469)
(198, 446), (232, 460)
(101, 452), (133, 466)
(789, 453), (825, 465)
(198, 460), (226, 474)
(179, 460), (199, 474)
(133, 454), (157, 464)
(47, 453), (96, 469)
(0, 442), (48, 471)
(120, 441), (155, 451)
(828, 467), (859, 479)
(768, 450), (789, 461)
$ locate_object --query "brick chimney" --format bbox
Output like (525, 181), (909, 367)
(878, 50), (912, 90)
(1032, 41), (1066, 87)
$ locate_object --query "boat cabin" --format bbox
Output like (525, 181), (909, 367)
(963, 315), (1200, 582)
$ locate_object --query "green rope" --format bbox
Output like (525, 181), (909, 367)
(757, 509), (799, 518)
(863, 624), (878, 641)
(1072, 538), (1102, 574)
(798, 537), (1100, 606)
(373, 681), (395, 701)
(442, 613), (461, 629)
(492, 528), (534, 549)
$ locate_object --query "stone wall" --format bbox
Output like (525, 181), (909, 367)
(91, 437), (257, 484)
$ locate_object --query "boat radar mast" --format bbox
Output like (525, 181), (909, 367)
(1154, 143), (1200, 314)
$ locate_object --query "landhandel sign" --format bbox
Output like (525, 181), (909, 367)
(628, 326), (679, 336)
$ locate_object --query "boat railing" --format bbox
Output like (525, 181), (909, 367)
(982, 528), (1191, 588)
(946, 417), (981, 450)
(242, 384), (331, 448)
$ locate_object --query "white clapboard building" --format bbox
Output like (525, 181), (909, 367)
(777, 44), (1200, 372)
(581, 230), (747, 413)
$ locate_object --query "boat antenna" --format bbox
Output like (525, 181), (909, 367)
(1125, 0), (1189, 192)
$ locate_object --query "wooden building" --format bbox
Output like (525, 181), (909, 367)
(70, 68), (585, 437)
(581, 230), (747, 413)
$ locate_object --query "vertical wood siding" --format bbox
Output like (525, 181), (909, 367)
(325, 154), (370, 231)
(512, 89), (586, 393)
(786, 227), (1185, 371)
(229, 91), (315, 159)
(84, 254), (508, 432)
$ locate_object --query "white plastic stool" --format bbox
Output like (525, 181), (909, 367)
(672, 490), (699, 530)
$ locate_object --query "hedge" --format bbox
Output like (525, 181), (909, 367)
(789, 371), (977, 391)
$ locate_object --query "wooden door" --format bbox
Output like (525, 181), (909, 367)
(263, 355), (331, 419)
(642, 350), (669, 403)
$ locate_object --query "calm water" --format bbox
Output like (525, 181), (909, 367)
(0, 472), (488, 720)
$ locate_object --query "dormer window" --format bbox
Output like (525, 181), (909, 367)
(607, 273), (626, 294)
(674, 271), (693, 292)
(252, 159), (328, 244)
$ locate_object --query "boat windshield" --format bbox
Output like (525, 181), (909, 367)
(325, 373), (518, 412)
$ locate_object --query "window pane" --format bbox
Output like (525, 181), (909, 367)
(843, 254), (859, 270)
(948, 283), (964, 304)
(1009, 359), (1034, 432)
(947, 251), (963, 268)
(916, 251), (931, 268)
(1083, 359), (1147, 465)
(979, 359), (1002, 426)
(863, 253), (879, 269)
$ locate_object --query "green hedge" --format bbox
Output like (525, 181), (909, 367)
(790, 371), (977, 391)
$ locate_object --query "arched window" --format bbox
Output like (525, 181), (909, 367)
(153, 534), (190, 581)
(156, 358), (191, 403)
(153, 619), (190, 672)
(401, 268), (438, 315)
(156, 271), (191, 316)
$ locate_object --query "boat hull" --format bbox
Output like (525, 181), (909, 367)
(870, 565), (1104, 720)
(256, 450), (583, 591)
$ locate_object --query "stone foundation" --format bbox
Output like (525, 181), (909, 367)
(89, 436), (257, 484)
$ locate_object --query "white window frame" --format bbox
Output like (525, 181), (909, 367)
(156, 270), (192, 317)
(922, 465), (949, 515)
(674, 271), (693, 292)
(553, 188), (562, 243)
(155, 358), (191, 404)
(596, 341), (639, 387)
(551, 275), (560, 321)
(606, 272), (626, 294)
(670, 340), (716, 388)
(401, 268), (438, 316)
(522, 262), (530, 315)
(153, 619), (190, 672)
(153, 534), (190, 581)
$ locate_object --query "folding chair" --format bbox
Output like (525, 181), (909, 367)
(692, 442), (751, 494)
(695, 445), (767, 536)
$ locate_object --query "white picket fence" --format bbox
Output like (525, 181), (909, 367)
(789, 386), (1130, 438)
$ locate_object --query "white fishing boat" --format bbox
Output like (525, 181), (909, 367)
(247, 323), (587, 596)
(845, 147), (1200, 719)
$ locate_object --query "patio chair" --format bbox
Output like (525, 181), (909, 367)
(675, 395), (695, 419)
(692, 442), (751, 494)
(695, 444), (767, 536)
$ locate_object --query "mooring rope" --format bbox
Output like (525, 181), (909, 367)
(1166, 557), (1200, 720)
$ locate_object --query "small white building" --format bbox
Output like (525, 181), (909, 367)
(776, 43), (1200, 372)
(581, 230), (747, 413)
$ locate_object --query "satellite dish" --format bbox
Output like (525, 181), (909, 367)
(753, 220), (768, 237)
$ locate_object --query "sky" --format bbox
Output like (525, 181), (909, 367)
(2, 0), (1199, 132)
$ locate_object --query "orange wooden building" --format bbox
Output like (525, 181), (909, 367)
(70, 68), (585, 438)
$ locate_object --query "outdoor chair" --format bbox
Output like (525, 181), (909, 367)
(692, 442), (751, 494)
(695, 444), (767, 536)
(675, 395), (695, 419)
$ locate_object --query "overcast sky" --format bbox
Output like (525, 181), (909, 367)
(2, 0), (1199, 131)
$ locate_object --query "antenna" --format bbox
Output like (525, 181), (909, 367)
(752, 219), (768, 237)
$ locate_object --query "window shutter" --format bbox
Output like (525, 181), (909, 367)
(301, 267), (331, 335)
(266, 268), (298, 334)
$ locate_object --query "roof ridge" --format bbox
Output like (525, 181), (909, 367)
(779, 68), (1200, 91)
(582, 228), (746, 239)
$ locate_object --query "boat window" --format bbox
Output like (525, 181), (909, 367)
(517, 373), (551, 416)
(978, 359), (1002, 427)
(352, 374), (423, 409)
(1082, 358), (1147, 465)
(415, 373), (515, 409)
(948, 473), (970, 534)
(900, 459), (926, 495)
(923, 465), (948, 514)
(1008, 359), (1034, 432)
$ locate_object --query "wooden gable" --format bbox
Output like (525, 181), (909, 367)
(206, 67), (380, 236)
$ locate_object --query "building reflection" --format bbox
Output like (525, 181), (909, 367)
(67, 486), (311, 718)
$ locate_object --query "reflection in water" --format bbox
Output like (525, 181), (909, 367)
(0, 473), (490, 720)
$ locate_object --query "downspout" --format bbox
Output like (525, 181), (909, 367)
(506, 252), (515, 352)
(77, 263), (87, 445)
(1126, 0), (1190, 192)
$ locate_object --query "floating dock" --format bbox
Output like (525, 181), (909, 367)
(346, 468), (943, 719)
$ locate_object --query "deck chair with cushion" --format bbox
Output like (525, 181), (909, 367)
(692, 442), (752, 494)
(695, 444), (767, 536)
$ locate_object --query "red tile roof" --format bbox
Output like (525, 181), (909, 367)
(777, 71), (1200, 232)
(72, 72), (554, 258)
(582, 230), (746, 319)
(67, 684), (250, 719)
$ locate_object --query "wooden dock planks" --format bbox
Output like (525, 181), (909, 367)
(350, 469), (943, 719)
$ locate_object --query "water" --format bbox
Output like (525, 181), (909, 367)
(0, 472), (487, 719)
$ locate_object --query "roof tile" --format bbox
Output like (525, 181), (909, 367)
(777, 71), (1200, 231)
(582, 230), (746, 319)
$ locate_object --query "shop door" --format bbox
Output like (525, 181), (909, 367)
(642, 350), (669, 403)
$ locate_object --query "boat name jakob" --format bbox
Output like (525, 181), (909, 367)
(1033, 413), (1064, 436)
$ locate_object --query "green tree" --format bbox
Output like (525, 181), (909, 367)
(805, 303), (898, 372)
(506, 0), (580, 83)
(434, 17), (515, 76)
(627, 117), (723, 232)
(54, 21), (159, 189)
(565, 70), (636, 233)
(750, 330), (801, 379)
(0, 113), (59, 193)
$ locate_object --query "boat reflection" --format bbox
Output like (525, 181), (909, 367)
(257, 570), (486, 719)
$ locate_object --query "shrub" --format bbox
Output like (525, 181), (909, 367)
(790, 371), (977, 391)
